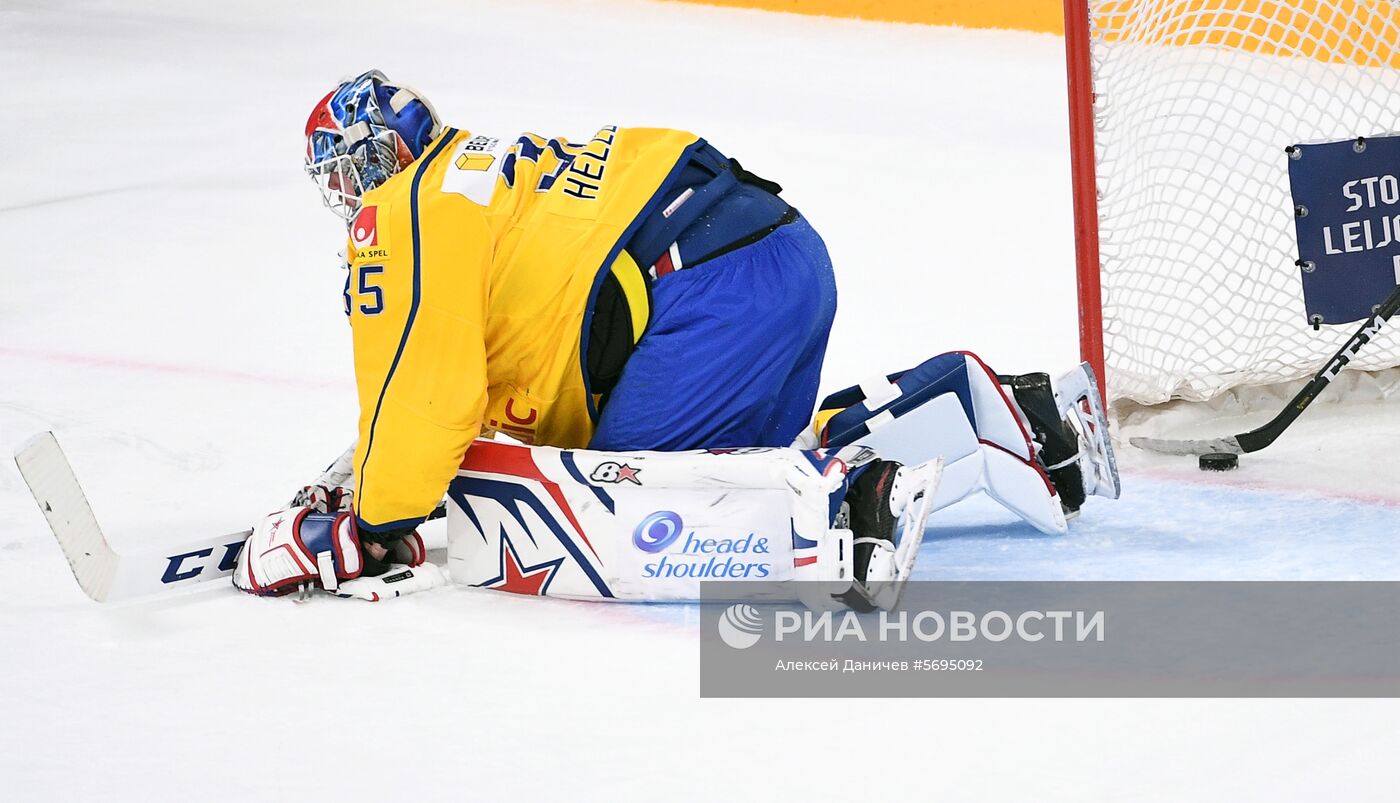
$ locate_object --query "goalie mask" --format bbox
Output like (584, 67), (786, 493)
(304, 69), (441, 222)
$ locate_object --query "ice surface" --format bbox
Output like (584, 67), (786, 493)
(2, 1), (1398, 800)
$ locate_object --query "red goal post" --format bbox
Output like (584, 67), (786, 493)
(1064, 0), (1105, 405)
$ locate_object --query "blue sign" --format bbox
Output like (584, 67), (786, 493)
(1289, 134), (1400, 325)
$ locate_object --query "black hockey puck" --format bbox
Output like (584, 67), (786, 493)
(1199, 452), (1239, 471)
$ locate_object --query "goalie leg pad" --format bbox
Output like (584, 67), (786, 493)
(444, 439), (934, 609)
(815, 352), (1066, 534)
(816, 352), (1038, 462)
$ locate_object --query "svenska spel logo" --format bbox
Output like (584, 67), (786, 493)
(351, 205), (379, 248)
(717, 603), (764, 649)
(633, 511), (683, 553)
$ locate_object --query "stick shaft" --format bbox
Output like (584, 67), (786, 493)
(1133, 283), (1400, 456)
(1234, 282), (1400, 453)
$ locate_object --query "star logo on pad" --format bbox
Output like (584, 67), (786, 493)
(589, 461), (642, 485)
(479, 529), (563, 596)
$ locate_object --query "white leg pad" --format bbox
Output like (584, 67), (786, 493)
(980, 446), (1067, 535)
(960, 352), (1037, 461)
(819, 353), (1066, 535)
(442, 439), (938, 609)
(926, 441), (1067, 536)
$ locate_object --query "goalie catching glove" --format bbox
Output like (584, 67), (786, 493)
(289, 483), (355, 514)
(232, 493), (443, 601)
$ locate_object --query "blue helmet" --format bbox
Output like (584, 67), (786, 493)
(304, 70), (441, 222)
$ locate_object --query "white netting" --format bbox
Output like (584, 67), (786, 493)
(1087, 0), (1400, 403)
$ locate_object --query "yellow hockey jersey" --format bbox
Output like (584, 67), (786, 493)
(345, 125), (701, 529)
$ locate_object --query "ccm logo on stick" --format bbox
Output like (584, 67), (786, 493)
(161, 541), (246, 584)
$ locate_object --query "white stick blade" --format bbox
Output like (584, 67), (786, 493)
(1129, 435), (1244, 456)
(14, 432), (117, 602)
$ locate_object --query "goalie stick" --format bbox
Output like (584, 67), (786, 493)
(15, 432), (252, 602)
(1132, 282), (1400, 456)
(14, 433), (444, 603)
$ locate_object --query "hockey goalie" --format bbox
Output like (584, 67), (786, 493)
(231, 70), (1120, 610)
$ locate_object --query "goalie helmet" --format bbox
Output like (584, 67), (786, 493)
(304, 70), (441, 222)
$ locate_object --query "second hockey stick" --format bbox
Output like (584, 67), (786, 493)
(1132, 282), (1400, 456)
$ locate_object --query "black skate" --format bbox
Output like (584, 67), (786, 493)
(824, 448), (940, 611)
(1003, 364), (1121, 518)
(1004, 372), (1088, 516)
(846, 459), (903, 584)
(834, 459), (917, 612)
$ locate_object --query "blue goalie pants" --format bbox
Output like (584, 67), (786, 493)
(589, 214), (837, 451)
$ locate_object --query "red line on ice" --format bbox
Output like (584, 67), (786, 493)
(1124, 464), (1400, 508)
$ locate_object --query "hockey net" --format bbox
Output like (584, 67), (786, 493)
(1070, 0), (1400, 407)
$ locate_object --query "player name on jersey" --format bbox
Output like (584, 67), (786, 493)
(560, 126), (616, 201)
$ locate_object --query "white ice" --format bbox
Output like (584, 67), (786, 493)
(2, 0), (1398, 800)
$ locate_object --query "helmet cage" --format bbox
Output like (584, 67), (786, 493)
(306, 127), (403, 221)
(304, 70), (430, 222)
